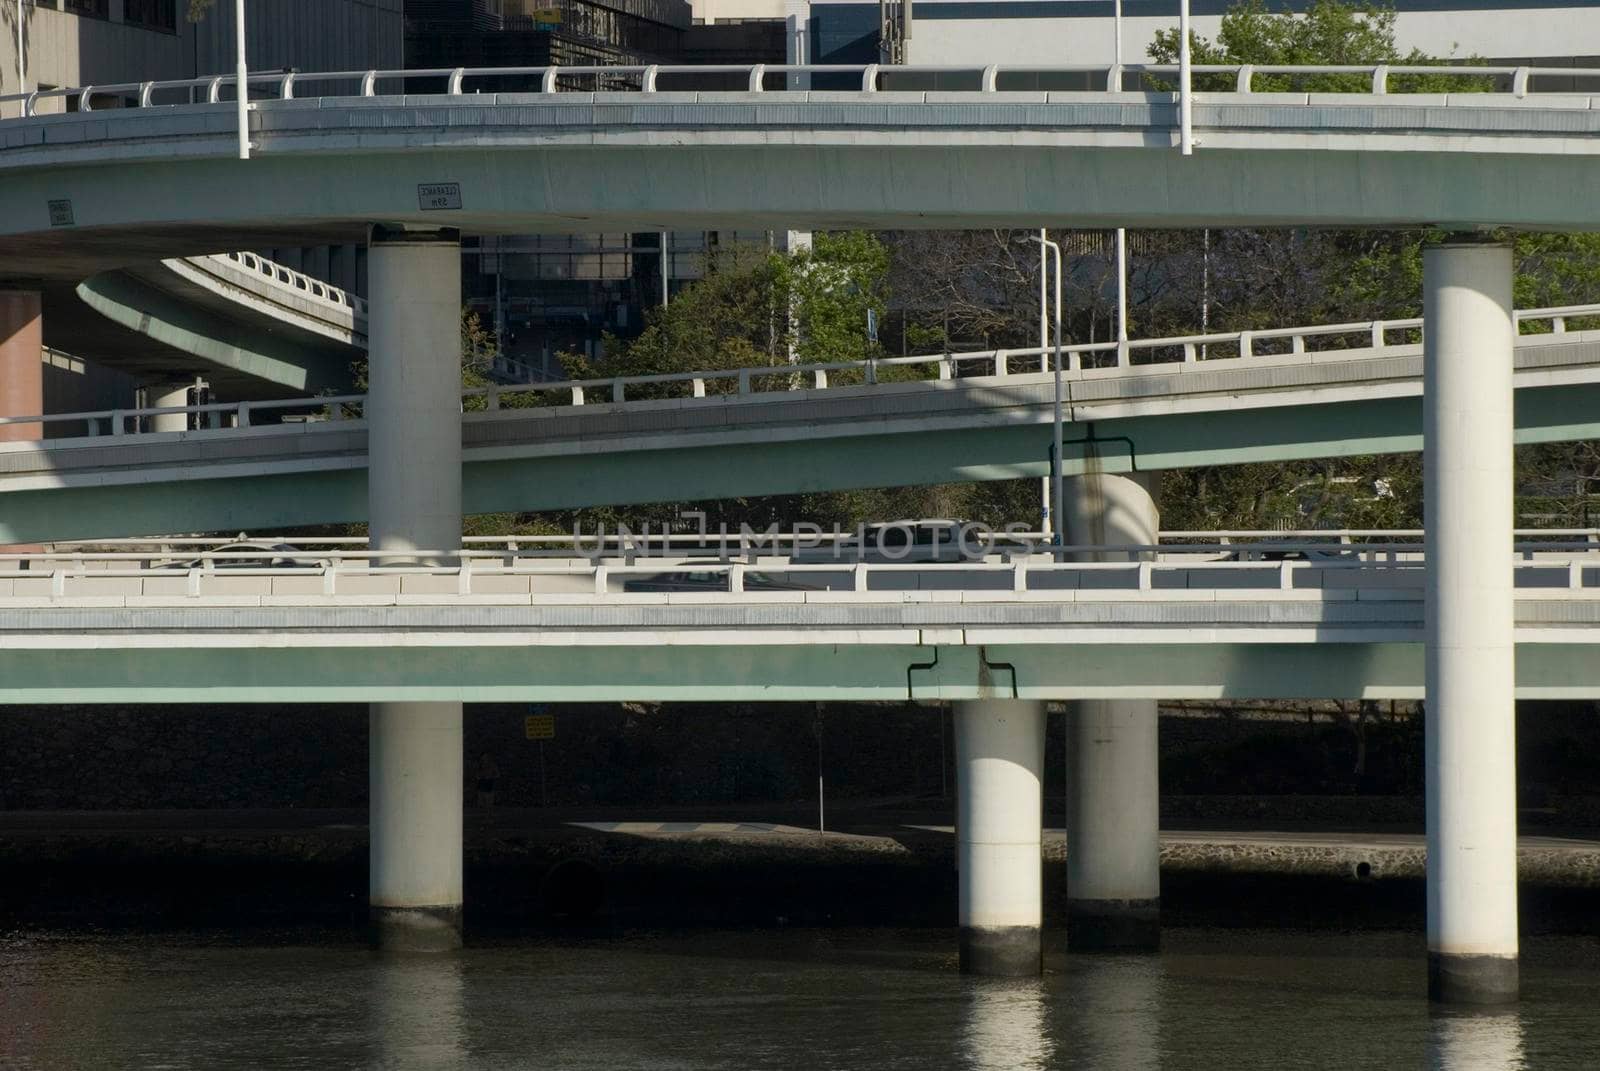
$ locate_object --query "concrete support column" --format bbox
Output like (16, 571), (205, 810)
(1424, 240), (1519, 1004)
(955, 698), (1045, 976)
(0, 290), (42, 443)
(366, 226), (464, 952)
(1062, 471), (1161, 950)
(370, 701), (464, 952)
(149, 383), (191, 434)
(367, 227), (462, 562)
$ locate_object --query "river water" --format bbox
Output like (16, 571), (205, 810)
(0, 927), (1595, 1069)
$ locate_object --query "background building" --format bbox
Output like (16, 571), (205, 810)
(0, 1), (403, 422)
(1, 0), (402, 103)
(807, 0), (1600, 69)
(406, 0), (794, 374)
(406, 0), (689, 72)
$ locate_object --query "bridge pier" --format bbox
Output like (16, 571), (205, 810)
(955, 698), (1045, 976)
(1062, 472), (1162, 951)
(1424, 240), (1519, 1004)
(370, 701), (464, 950)
(0, 289), (42, 443)
(148, 383), (192, 433)
(366, 225), (465, 952)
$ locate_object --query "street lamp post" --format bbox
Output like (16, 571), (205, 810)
(16, 0), (24, 100)
(1178, 0), (1194, 155)
(1114, 0), (1130, 359)
(1038, 229), (1048, 531)
(235, 0), (249, 160)
(1020, 233), (1065, 551)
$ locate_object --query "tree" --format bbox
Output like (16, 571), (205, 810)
(1148, 0), (1485, 93)
(561, 232), (890, 387)
(1139, 1), (1600, 530)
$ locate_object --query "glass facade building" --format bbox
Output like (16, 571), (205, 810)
(462, 230), (783, 377)
(406, 0), (789, 378)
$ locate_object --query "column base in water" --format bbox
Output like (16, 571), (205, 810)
(371, 905), (464, 953)
(1428, 953), (1519, 1006)
(370, 700), (463, 953)
(959, 926), (1042, 977)
(955, 698), (1044, 977)
(1066, 898), (1161, 952)
(1061, 481), (1163, 957)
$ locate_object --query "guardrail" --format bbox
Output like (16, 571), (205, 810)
(196, 251), (368, 322)
(18, 530), (1600, 553)
(3, 546), (1597, 603)
(17, 532), (1600, 561)
(1, 62), (1596, 119)
(0, 393), (366, 437)
(6, 304), (1597, 440)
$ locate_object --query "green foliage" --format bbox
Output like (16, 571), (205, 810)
(187, 0), (216, 21)
(1132, 1), (1600, 530)
(781, 231), (892, 365)
(1148, 0), (1486, 93)
(1321, 230), (1600, 328)
(561, 232), (890, 390)
(1159, 456), (1423, 532)
(348, 307), (495, 395)
(568, 244), (785, 385)
(459, 308), (499, 387)
(1511, 234), (1600, 325)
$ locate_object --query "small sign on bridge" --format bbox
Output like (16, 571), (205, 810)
(417, 183), (463, 211)
(524, 713), (556, 741)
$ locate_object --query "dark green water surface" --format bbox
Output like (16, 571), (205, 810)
(1, 927), (1595, 1069)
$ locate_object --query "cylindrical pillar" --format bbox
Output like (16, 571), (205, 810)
(1424, 240), (1518, 1004)
(367, 226), (464, 952)
(1062, 471), (1161, 951)
(370, 701), (464, 952)
(955, 698), (1045, 976)
(367, 227), (463, 561)
(149, 383), (191, 434)
(0, 290), (42, 443)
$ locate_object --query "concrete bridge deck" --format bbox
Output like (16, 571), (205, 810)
(4, 62), (1600, 412)
(5, 314), (1600, 542)
(3, 552), (1597, 703)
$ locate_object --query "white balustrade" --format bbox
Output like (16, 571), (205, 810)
(0, 62), (1586, 118)
(0, 538), (1594, 603)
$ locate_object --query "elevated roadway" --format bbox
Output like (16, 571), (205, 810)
(3, 307), (1598, 542)
(3, 61), (1600, 402)
(7, 63), (1600, 249)
(3, 547), (1597, 703)
(72, 251), (365, 397)
(1, 62), (1585, 984)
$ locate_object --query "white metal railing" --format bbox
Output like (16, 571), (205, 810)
(6, 304), (1597, 441)
(0, 393), (365, 437)
(20, 530), (1599, 556)
(198, 251), (368, 321)
(0, 62), (1595, 120)
(3, 544), (1597, 603)
(0, 555), (1590, 602)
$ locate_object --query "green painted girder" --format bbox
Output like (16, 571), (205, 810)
(76, 270), (355, 396)
(5, 382), (1600, 544)
(1, 642), (1596, 703)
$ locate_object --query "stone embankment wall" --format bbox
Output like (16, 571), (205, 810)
(1, 701), (1595, 815)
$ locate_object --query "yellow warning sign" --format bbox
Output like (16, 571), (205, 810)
(525, 714), (556, 741)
